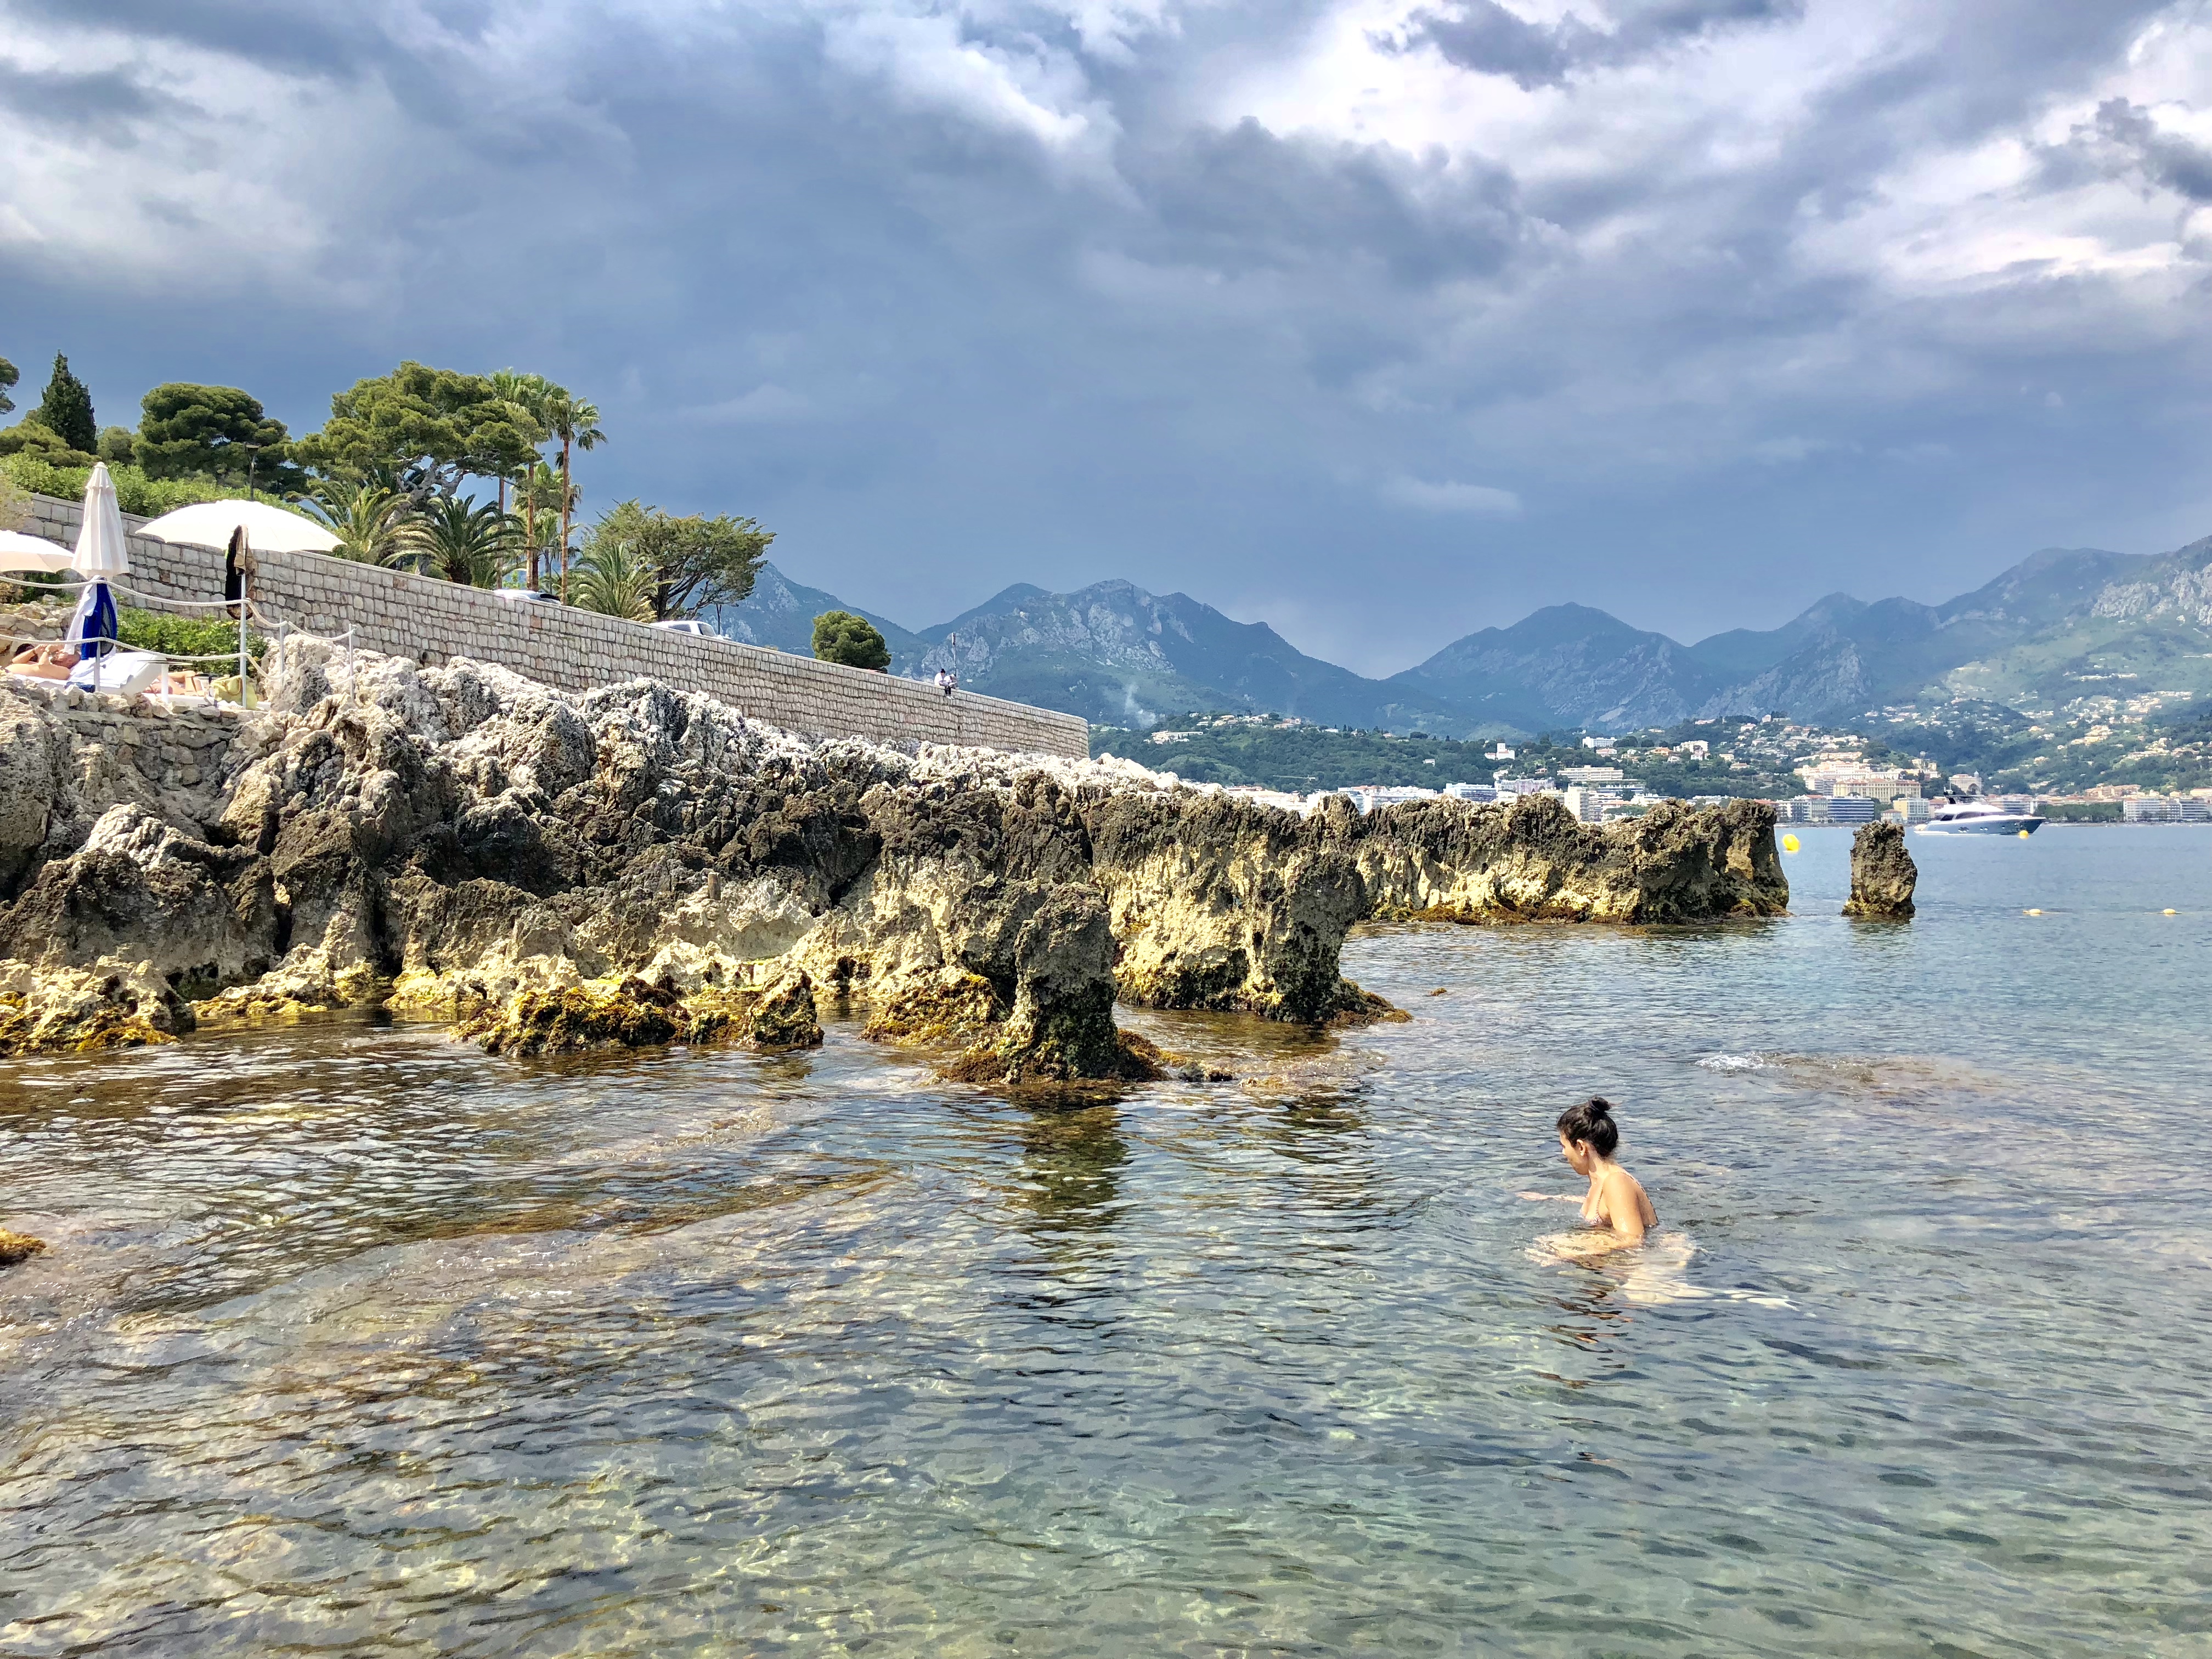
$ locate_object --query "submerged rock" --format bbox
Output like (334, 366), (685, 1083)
(457, 967), (825, 1057)
(0, 641), (1788, 1071)
(0, 1228), (46, 1268)
(1843, 821), (1917, 919)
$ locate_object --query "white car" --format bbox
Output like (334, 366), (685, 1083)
(650, 619), (718, 639)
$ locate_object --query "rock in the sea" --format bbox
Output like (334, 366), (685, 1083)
(1339, 793), (1788, 923)
(951, 883), (1161, 1084)
(1843, 820), (1917, 919)
(0, 640), (1790, 1070)
(0, 1228), (46, 1268)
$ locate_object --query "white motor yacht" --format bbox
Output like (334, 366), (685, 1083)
(1915, 798), (2045, 836)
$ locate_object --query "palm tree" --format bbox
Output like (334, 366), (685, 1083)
(399, 495), (521, 588)
(545, 390), (605, 602)
(569, 537), (656, 621)
(510, 460), (574, 592)
(302, 478), (412, 566)
(489, 370), (558, 571)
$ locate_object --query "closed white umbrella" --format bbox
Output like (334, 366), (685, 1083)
(68, 462), (128, 659)
(72, 461), (129, 578)
(133, 499), (339, 555)
(0, 530), (75, 574)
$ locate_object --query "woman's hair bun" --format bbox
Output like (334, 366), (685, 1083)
(1556, 1095), (1621, 1155)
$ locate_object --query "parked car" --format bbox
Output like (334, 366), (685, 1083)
(650, 619), (718, 638)
(495, 589), (561, 603)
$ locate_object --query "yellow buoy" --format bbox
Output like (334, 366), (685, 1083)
(1782, 834), (1801, 853)
(2017, 828), (2030, 839)
(2164, 909), (2179, 916)
(2024, 909), (2042, 916)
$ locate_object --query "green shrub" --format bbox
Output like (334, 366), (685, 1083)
(811, 610), (890, 671)
(0, 452), (320, 520)
(116, 607), (266, 664)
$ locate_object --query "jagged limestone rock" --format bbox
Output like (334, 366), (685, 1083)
(1337, 793), (1788, 923)
(1088, 791), (1381, 1022)
(1843, 820), (1917, 919)
(0, 640), (1788, 1068)
(949, 883), (1161, 1085)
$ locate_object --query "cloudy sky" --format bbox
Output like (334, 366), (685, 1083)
(4, 0), (2211, 672)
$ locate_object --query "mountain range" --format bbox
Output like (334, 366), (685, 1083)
(709, 533), (2212, 735)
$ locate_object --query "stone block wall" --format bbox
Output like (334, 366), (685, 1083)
(0, 679), (247, 833)
(13, 493), (1088, 757)
(15, 492), (228, 604)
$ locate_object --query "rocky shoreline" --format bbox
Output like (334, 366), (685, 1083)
(0, 642), (1793, 1076)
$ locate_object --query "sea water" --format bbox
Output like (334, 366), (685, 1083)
(2, 826), (2208, 1656)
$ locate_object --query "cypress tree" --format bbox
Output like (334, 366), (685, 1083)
(34, 354), (97, 453)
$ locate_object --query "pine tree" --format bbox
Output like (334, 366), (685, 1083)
(35, 354), (97, 453)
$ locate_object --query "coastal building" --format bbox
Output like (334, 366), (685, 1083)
(1444, 782), (1498, 803)
(1559, 765), (1626, 786)
(1563, 786), (1604, 824)
(2123, 795), (2211, 823)
(1888, 797), (1933, 825)
(1825, 796), (1880, 823)
(1493, 777), (1557, 799)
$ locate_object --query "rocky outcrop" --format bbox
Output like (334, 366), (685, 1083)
(0, 1228), (46, 1269)
(0, 641), (1789, 1071)
(1843, 821), (1917, 919)
(1336, 793), (1787, 923)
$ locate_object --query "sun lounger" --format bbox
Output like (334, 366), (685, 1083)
(68, 650), (167, 697)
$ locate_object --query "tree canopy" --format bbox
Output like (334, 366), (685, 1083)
(580, 499), (772, 622)
(812, 611), (891, 672)
(292, 362), (544, 498)
(33, 354), (95, 453)
(0, 356), (17, 416)
(136, 383), (297, 488)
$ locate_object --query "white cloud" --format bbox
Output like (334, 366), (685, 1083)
(1381, 475), (1522, 514)
(695, 384), (819, 424)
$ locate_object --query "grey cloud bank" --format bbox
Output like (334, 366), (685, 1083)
(3, 0), (2209, 675)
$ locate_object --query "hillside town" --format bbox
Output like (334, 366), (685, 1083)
(1094, 709), (2212, 825)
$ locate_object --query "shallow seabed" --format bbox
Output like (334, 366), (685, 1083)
(3, 827), (2209, 1657)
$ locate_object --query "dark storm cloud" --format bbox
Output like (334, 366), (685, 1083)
(2089, 98), (2212, 202)
(1395, 0), (1803, 90)
(4, 0), (374, 77)
(1126, 119), (1531, 285)
(0, 60), (183, 129)
(3, 1), (2209, 670)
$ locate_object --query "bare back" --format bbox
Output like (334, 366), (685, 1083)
(1582, 1163), (1657, 1243)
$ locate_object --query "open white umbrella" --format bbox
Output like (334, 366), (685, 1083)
(0, 530), (75, 574)
(133, 499), (340, 555)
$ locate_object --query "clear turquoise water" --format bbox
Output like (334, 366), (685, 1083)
(3, 826), (2209, 1656)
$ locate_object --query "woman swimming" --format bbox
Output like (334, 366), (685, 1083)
(1520, 1096), (1657, 1253)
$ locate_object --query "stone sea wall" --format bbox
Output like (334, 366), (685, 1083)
(14, 492), (1087, 758)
